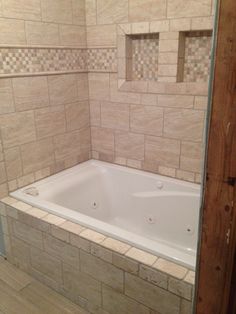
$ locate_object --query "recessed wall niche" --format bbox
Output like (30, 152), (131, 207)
(177, 30), (212, 83)
(126, 33), (159, 81)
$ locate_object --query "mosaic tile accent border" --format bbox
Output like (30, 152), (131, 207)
(183, 31), (212, 83)
(0, 47), (87, 75)
(130, 34), (159, 81)
(87, 48), (117, 72)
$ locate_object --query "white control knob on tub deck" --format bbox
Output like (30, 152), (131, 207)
(156, 181), (163, 189)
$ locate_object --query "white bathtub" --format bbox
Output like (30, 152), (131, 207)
(11, 160), (200, 269)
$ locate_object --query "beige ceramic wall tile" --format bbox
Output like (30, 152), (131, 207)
(158, 52), (178, 65)
(125, 273), (180, 313)
(88, 73), (110, 101)
(12, 220), (43, 249)
(85, 0), (97, 25)
(102, 284), (150, 314)
(191, 16), (213, 30)
(12, 77), (49, 112)
(129, 0), (167, 21)
(125, 247), (157, 266)
(35, 106), (66, 139)
(150, 20), (170, 32)
(30, 247), (63, 283)
(90, 101), (101, 126)
(87, 24), (116, 47)
(194, 96), (208, 110)
(63, 262), (102, 307)
(72, 0), (85, 25)
(77, 73), (89, 101)
(80, 250), (124, 292)
(170, 18), (191, 31)
(4, 147), (22, 180)
(167, 0), (212, 18)
(17, 173), (35, 188)
(145, 136), (180, 168)
(112, 253), (139, 275)
(25, 21), (60, 46)
(153, 258), (187, 279)
(130, 105), (163, 136)
(0, 79), (15, 115)
(48, 74), (78, 106)
(54, 128), (90, 161)
(164, 108), (205, 141)
(21, 138), (54, 174)
(140, 94), (158, 106)
(97, 0), (128, 24)
(102, 238), (131, 254)
(0, 111), (36, 148)
(115, 131), (144, 160)
(180, 141), (203, 172)
(157, 95), (194, 108)
(2, 0), (41, 20)
(91, 126), (114, 155)
(65, 101), (90, 131)
(0, 18), (26, 44)
(180, 299), (193, 314)
(168, 277), (192, 300)
(0, 162), (6, 184)
(59, 25), (86, 47)
(176, 169), (195, 182)
(139, 264), (168, 289)
(41, 0), (73, 24)
(101, 101), (129, 131)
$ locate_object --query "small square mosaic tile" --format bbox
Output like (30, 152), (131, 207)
(129, 34), (159, 81)
(183, 31), (212, 83)
(87, 48), (117, 72)
(0, 47), (87, 75)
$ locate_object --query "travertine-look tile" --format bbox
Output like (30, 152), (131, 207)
(17, 173), (35, 188)
(2, 0), (41, 20)
(0, 18), (26, 45)
(145, 136), (180, 168)
(48, 74), (78, 106)
(59, 25), (86, 47)
(13, 201), (32, 212)
(115, 131), (145, 160)
(42, 214), (66, 226)
(90, 243), (113, 263)
(150, 20), (170, 32)
(80, 229), (106, 244)
(27, 207), (48, 219)
(180, 299), (192, 314)
(129, 0), (167, 21)
(125, 248), (157, 266)
(35, 167), (50, 181)
(0, 79), (14, 115)
(180, 141), (203, 172)
(77, 73), (89, 101)
(43, 233), (79, 267)
(31, 247), (63, 284)
(25, 21), (59, 46)
(88, 73), (110, 101)
(184, 271), (195, 285)
(102, 284), (150, 314)
(91, 127), (114, 156)
(63, 262), (102, 307)
(0, 162), (7, 185)
(158, 166), (176, 177)
(1, 196), (17, 206)
(21, 138), (54, 174)
(140, 94), (157, 106)
(12, 220), (43, 250)
(41, 0), (72, 24)
(70, 234), (91, 252)
(35, 106), (66, 139)
(113, 253), (139, 276)
(130, 105), (163, 136)
(101, 238), (131, 254)
(101, 101), (129, 131)
(158, 95), (194, 108)
(51, 225), (70, 243)
(97, 0), (128, 24)
(0, 111), (36, 149)
(90, 101), (101, 126)
(170, 18), (191, 31)
(154, 258), (188, 279)
(13, 76), (49, 112)
(0, 183), (8, 199)
(139, 264), (168, 289)
(158, 52), (178, 65)
(125, 273), (180, 313)
(85, 0), (97, 25)
(191, 16), (213, 30)
(72, 0), (86, 25)
(87, 25), (116, 47)
(80, 250), (124, 292)
(194, 96), (208, 110)
(164, 108), (205, 141)
(65, 101), (90, 132)
(168, 277), (192, 300)
(167, 0), (212, 18)
(59, 221), (85, 235)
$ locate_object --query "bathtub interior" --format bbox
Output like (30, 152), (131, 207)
(11, 160), (201, 269)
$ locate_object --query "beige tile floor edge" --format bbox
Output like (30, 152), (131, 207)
(0, 256), (88, 314)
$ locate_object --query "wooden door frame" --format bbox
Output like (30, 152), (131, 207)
(195, 0), (236, 313)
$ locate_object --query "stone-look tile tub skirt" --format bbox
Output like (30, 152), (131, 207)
(0, 195), (194, 314)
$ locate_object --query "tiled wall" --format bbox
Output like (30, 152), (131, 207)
(0, 0), (90, 198)
(86, 0), (215, 183)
